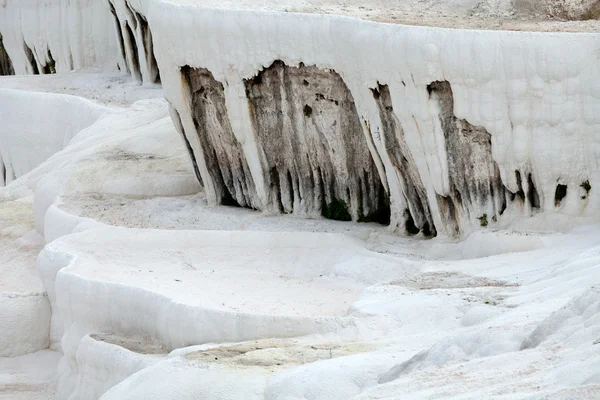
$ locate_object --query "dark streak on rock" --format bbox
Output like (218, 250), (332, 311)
(182, 66), (259, 209)
(244, 60), (388, 222)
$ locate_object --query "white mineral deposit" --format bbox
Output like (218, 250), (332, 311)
(1, 0), (599, 399)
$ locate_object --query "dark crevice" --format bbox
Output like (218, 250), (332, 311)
(134, 11), (161, 84)
(515, 170), (526, 202)
(124, 1), (138, 30)
(270, 167), (284, 213)
(404, 209), (420, 235)
(286, 169), (295, 211)
(23, 43), (39, 75)
(244, 60), (388, 223)
(372, 83), (434, 235)
(124, 21), (142, 82)
(1, 158), (6, 186)
(109, 1), (129, 73)
(499, 193), (507, 215)
(528, 173), (540, 210)
(428, 80), (505, 237)
(181, 65), (259, 209)
(0, 33), (15, 76)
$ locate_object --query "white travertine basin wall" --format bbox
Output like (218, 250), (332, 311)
(0, 0), (119, 74)
(146, 3), (600, 237)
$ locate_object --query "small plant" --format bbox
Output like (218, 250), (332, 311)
(478, 214), (488, 227)
(322, 199), (351, 222)
(581, 180), (591, 199)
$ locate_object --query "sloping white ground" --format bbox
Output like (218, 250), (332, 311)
(0, 350), (61, 400)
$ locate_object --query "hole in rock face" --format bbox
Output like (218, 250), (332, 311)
(135, 11), (161, 84)
(371, 83), (436, 236)
(555, 184), (567, 207)
(181, 65), (259, 209)
(428, 80), (505, 237)
(244, 60), (389, 223)
(0, 33), (14, 76)
(23, 43), (39, 75)
(124, 21), (142, 82)
(109, 1), (129, 73)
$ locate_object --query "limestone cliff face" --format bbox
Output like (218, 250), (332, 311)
(148, 6), (599, 239)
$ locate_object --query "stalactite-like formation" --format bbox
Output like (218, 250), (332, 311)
(428, 81), (506, 236)
(372, 84), (436, 235)
(182, 66), (259, 208)
(134, 11), (160, 84)
(244, 61), (389, 223)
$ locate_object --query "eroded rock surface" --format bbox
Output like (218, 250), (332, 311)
(182, 66), (259, 208)
(372, 84), (435, 236)
(245, 61), (389, 222)
(428, 81), (506, 236)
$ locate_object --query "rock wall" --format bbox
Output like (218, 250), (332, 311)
(149, 6), (600, 238)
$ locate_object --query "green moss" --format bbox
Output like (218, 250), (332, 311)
(478, 214), (488, 227)
(322, 198), (351, 222)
